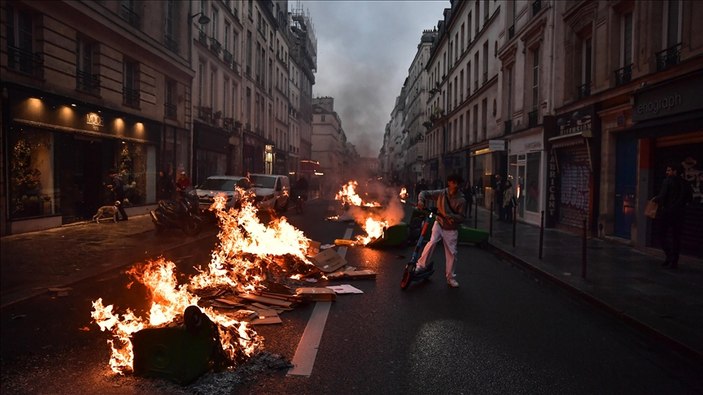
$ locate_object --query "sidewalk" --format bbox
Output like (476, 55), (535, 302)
(467, 207), (703, 361)
(0, 213), (217, 308)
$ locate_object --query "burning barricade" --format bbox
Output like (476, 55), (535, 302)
(90, 195), (332, 384)
(330, 180), (409, 248)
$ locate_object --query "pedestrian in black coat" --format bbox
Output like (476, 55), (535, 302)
(652, 163), (692, 268)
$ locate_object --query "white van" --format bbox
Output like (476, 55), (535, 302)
(248, 174), (290, 212)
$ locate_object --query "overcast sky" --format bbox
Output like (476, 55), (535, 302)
(299, 0), (448, 158)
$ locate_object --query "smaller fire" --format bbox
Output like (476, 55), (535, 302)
(354, 216), (388, 245)
(335, 181), (381, 207)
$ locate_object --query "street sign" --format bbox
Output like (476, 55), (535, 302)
(489, 139), (505, 151)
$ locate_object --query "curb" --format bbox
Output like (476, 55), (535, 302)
(485, 241), (703, 363)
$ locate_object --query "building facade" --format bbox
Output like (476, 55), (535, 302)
(2, 0), (193, 234)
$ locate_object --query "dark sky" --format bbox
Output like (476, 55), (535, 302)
(301, 0), (446, 157)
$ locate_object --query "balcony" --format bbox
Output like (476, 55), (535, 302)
(532, 0), (542, 16)
(76, 69), (100, 94)
(504, 119), (513, 134)
(209, 38), (222, 55)
(165, 103), (177, 119)
(7, 45), (43, 77)
(164, 34), (178, 53)
(223, 50), (233, 65)
(198, 106), (213, 123)
(656, 43), (681, 71)
(614, 64), (632, 86)
(120, 5), (140, 28)
(528, 110), (538, 128)
(123, 87), (140, 108)
(577, 83), (591, 100)
(483, 72), (488, 84)
(198, 30), (208, 45)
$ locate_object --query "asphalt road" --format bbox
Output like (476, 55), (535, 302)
(1, 199), (702, 394)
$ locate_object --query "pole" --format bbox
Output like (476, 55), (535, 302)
(581, 217), (587, 278)
(489, 201), (493, 236)
(512, 203), (517, 247)
(539, 210), (544, 259)
(474, 197), (478, 228)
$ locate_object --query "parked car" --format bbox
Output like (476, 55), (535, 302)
(248, 174), (290, 212)
(194, 176), (245, 212)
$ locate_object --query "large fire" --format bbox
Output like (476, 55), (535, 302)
(91, 194), (315, 374)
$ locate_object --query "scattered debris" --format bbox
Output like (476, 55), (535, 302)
(48, 287), (73, 297)
(295, 287), (336, 301)
(309, 248), (347, 273)
(326, 284), (363, 294)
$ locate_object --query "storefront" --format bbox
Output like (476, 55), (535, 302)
(506, 132), (546, 226)
(3, 86), (160, 234)
(631, 70), (703, 258)
(548, 106), (601, 233)
(242, 131), (267, 174)
(470, 141), (506, 209)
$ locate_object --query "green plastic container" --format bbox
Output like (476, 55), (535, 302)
(458, 224), (489, 246)
(367, 222), (409, 248)
(131, 316), (220, 385)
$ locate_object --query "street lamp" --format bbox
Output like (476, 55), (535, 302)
(189, 12), (211, 25)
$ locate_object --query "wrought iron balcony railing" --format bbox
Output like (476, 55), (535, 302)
(656, 43), (681, 71)
(165, 103), (177, 119)
(120, 5), (141, 28)
(528, 110), (539, 128)
(7, 45), (43, 77)
(123, 87), (140, 107)
(504, 119), (513, 134)
(76, 69), (100, 93)
(577, 83), (591, 100)
(164, 34), (178, 52)
(614, 64), (632, 86)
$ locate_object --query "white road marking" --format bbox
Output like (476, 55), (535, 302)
(287, 226), (354, 377)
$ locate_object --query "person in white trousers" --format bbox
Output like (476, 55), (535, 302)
(415, 173), (467, 288)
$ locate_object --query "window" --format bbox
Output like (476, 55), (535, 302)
(76, 37), (99, 94)
(212, 8), (218, 38)
(165, 79), (177, 119)
(474, 52), (479, 90)
(482, 41), (488, 84)
(6, 5), (41, 76)
(531, 47), (539, 110)
(483, 0), (489, 21)
(210, 69), (216, 110)
(615, 12), (633, 85)
(621, 13), (633, 67)
(120, 0), (140, 28)
(224, 22), (230, 52)
(198, 62), (205, 106)
(165, 0), (178, 52)
(578, 37), (592, 98)
(657, 0), (682, 70)
(481, 98), (487, 140)
(9, 129), (56, 219)
(123, 59), (140, 107)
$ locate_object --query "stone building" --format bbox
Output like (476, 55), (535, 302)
(1, 0), (193, 234)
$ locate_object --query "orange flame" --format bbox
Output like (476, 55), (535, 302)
(334, 181), (381, 207)
(91, 196), (313, 374)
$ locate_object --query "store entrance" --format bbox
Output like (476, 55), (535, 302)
(58, 135), (115, 223)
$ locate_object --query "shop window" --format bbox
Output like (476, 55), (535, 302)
(525, 152), (541, 212)
(115, 142), (147, 205)
(9, 129), (57, 219)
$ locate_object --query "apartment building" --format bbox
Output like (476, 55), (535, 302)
(401, 29), (438, 187)
(549, 0), (702, 256)
(424, 0), (504, 206)
(1, 0), (193, 234)
(497, 0), (556, 226)
(311, 97), (347, 194)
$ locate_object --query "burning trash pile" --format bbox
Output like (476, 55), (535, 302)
(330, 180), (409, 248)
(90, 194), (328, 384)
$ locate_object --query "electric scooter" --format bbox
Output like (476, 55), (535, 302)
(400, 207), (439, 290)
